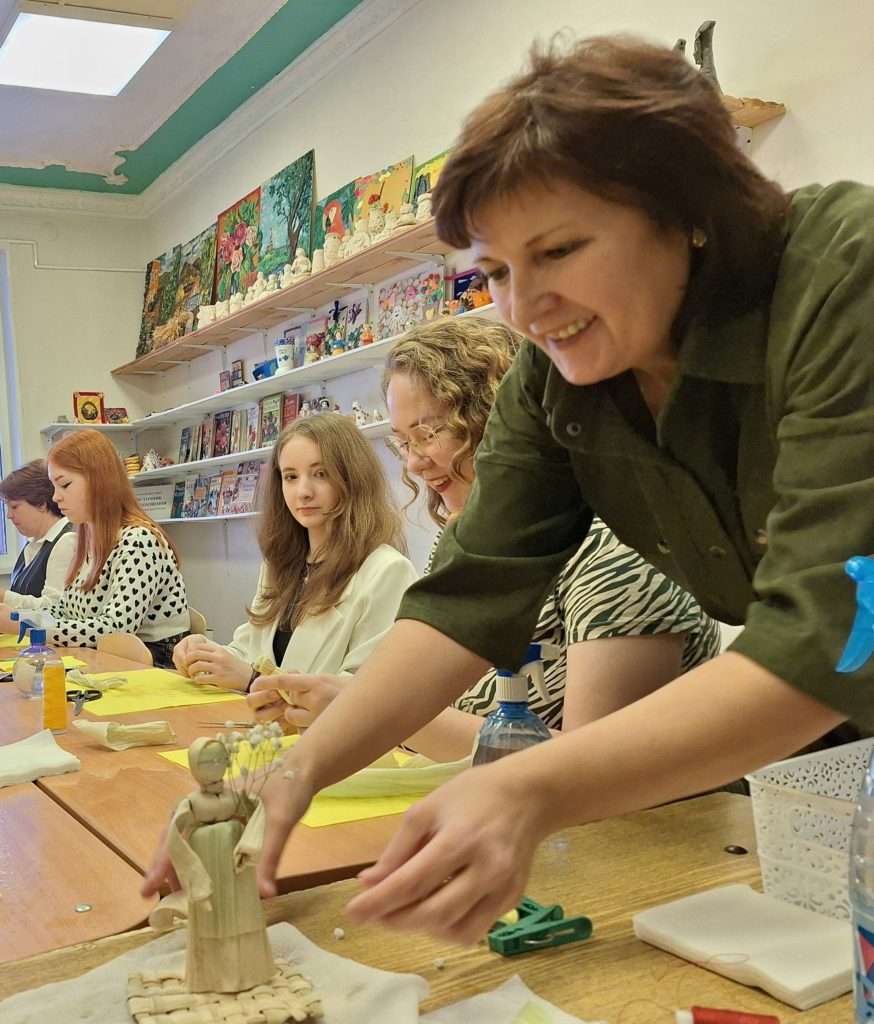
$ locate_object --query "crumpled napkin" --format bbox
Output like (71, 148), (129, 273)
(72, 719), (177, 751)
(422, 975), (604, 1023)
(0, 922), (428, 1024)
(0, 728), (80, 787)
(66, 668), (126, 692)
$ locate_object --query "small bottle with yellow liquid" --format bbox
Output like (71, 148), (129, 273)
(42, 660), (68, 734)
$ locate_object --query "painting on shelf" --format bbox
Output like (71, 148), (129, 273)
(355, 155), (414, 223)
(137, 245), (181, 357)
(411, 148), (449, 203)
(173, 223), (217, 337)
(312, 181), (356, 253)
(214, 187), (262, 302)
(259, 149), (315, 277)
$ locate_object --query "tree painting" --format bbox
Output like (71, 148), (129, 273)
(215, 188), (262, 302)
(259, 149), (315, 276)
(172, 224), (217, 336)
(137, 244), (181, 358)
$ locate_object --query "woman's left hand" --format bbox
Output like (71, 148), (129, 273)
(345, 761), (550, 945)
(185, 641), (252, 691)
(247, 672), (346, 730)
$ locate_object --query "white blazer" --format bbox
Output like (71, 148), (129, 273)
(224, 544), (418, 675)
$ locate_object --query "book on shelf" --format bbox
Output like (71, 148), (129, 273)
(217, 465), (240, 515)
(189, 476), (210, 518)
(259, 393), (282, 448)
(191, 422), (203, 463)
(170, 480), (185, 519)
(206, 473), (222, 516)
(178, 425), (192, 464)
(229, 409), (242, 454)
(181, 477), (198, 518)
(136, 482), (175, 520)
(199, 417), (214, 461)
(281, 392), (301, 429)
(212, 410), (233, 459)
(244, 403), (260, 451)
(230, 459), (263, 514)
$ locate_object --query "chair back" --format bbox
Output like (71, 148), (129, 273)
(96, 633), (154, 666)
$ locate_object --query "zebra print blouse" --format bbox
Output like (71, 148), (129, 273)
(427, 518), (721, 729)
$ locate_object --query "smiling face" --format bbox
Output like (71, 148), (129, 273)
(278, 435), (340, 551)
(47, 462), (90, 525)
(385, 372), (473, 516)
(470, 180), (691, 392)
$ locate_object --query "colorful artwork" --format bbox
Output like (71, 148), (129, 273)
(411, 149), (449, 203)
(355, 156), (414, 222)
(375, 267), (444, 340)
(137, 245), (181, 357)
(259, 149), (315, 277)
(172, 224), (217, 336)
(215, 188), (262, 302)
(303, 316), (328, 363)
(312, 181), (356, 252)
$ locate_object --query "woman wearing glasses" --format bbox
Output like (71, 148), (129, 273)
(248, 317), (719, 759)
(172, 414), (417, 691)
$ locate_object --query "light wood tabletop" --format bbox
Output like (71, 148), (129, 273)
(0, 648), (401, 888)
(0, 794), (850, 1021)
(0, 784), (154, 963)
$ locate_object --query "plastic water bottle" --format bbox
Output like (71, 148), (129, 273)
(850, 747), (874, 1022)
(12, 625), (62, 701)
(472, 668), (552, 765)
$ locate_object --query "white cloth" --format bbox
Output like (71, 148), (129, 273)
(0, 728), (80, 787)
(632, 883), (852, 1010)
(422, 975), (604, 1023)
(71, 719), (176, 751)
(225, 544), (418, 675)
(4, 518), (75, 610)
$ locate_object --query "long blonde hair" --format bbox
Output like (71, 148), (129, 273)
(249, 413), (406, 629)
(48, 430), (179, 592)
(383, 316), (522, 526)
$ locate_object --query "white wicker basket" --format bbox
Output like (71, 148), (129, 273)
(745, 738), (874, 920)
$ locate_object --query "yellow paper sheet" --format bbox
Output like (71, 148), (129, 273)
(0, 654), (85, 671)
(76, 669), (245, 716)
(0, 633), (24, 649)
(159, 737), (418, 828)
(512, 1004), (554, 1024)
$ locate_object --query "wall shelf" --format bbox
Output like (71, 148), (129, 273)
(724, 95), (785, 128)
(40, 422), (137, 442)
(156, 512), (260, 525)
(112, 218), (450, 377)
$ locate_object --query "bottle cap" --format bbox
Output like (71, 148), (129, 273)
(29, 628), (47, 645)
(496, 673), (528, 703)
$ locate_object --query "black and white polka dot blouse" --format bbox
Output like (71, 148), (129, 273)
(46, 526), (190, 648)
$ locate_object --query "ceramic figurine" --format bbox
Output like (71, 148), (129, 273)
(304, 333), (323, 364)
(316, 396), (331, 414)
(370, 408), (383, 424)
(229, 291), (243, 316)
(324, 233), (342, 267)
(693, 20), (721, 92)
(351, 401), (368, 428)
(251, 272), (267, 300)
(360, 322), (374, 346)
(266, 273), (279, 293)
(214, 299), (230, 320)
(367, 206), (386, 240)
(346, 325), (362, 349)
(394, 201), (416, 229)
(290, 247), (311, 279)
(141, 448), (161, 473)
(196, 304), (215, 328)
(242, 288), (256, 307)
(311, 248), (325, 273)
(326, 327), (346, 356)
(298, 400), (312, 418)
(280, 263), (295, 289)
(415, 191), (433, 222)
(347, 218), (371, 255)
(383, 209), (399, 236)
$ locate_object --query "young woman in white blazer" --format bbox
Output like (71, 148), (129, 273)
(172, 413), (417, 690)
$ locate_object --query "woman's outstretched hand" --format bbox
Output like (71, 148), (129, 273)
(345, 763), (550, 945)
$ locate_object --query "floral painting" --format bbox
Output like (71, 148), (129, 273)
(215, 187), (262, 302)
(355, 155), (414, 222)
(172, 223), (217, 336)
(137, 244), (181, 357)
(312, 181), (356, 252)
(259, 149), (315, 277)
(411, 149), (449, 203)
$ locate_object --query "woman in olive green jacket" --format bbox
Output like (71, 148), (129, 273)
(145, 37), (872, 944)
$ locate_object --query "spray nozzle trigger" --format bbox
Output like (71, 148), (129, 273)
(518, 642), (561, 703)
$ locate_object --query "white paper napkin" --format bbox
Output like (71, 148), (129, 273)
(0, 922), (428, 1024)
(0, 728), (80, 787)
(422, 974), (604, 1023)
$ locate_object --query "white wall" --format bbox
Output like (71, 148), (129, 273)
(7, 0), (874, 636)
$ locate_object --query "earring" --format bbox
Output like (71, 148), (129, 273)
(691, 226), (708, 249)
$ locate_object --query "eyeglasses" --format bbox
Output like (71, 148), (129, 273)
(385, 423), (449, 460)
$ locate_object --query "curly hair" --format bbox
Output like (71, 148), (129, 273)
(250, 413), (406, 630)
(382, 316), (521, 526)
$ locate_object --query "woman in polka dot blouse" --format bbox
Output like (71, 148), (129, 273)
(0, 430), (190, 667)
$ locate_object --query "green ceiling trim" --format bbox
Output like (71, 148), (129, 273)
(0, 0), (365, 195)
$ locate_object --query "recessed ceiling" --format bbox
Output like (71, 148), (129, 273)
(0, 0), (365, 193)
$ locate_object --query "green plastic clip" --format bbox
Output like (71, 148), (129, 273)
(487, 896), (592, 957)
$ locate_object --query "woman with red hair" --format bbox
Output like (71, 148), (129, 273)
(0, 430), (189, 666)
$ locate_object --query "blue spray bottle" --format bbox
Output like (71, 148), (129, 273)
(472, 642), (558, 766)
(10, 610), (61, 700)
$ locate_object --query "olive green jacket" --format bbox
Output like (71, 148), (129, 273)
(399, 182), (874, 726)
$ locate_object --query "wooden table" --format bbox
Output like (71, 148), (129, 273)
(0, 794), (850, 1021)
(0, 649), (401, 888)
